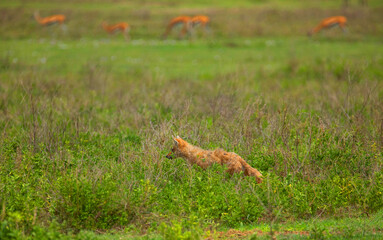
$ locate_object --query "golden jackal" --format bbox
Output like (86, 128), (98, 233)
(166, 136), (263, 183)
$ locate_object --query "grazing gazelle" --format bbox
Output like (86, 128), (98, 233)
(162, 16), (192, 39)
(102, 22), (131, 41)
(190, 15), (210, 36)
(34, 11), (66, 26)
(308, 16), (348, 36)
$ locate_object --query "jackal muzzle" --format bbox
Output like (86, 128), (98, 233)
(166, 152), (173, 159)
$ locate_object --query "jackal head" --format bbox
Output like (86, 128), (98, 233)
(166, 136), (187, 159)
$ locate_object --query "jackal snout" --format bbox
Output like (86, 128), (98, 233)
(165, 136), (183, 160)
(165, 152), (173, 159)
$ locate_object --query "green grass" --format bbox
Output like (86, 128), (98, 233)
(1, 0), (383, 40)
(2, 211), (382, 239)
(1, 0), (383, 10)
(222, 211), (383, 239)
(1, 0), (383, 239)
(1, 36), (383, 239)
(2, 37), (382, 77)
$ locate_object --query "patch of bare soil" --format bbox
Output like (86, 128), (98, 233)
(207, 228), (310, 239)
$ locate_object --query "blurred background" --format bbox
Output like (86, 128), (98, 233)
(1, 0), (382, 40)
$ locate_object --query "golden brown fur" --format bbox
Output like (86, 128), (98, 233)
(308, 16), (347, 36)
(102, 22), (131, 41)
(34, 11), (66, 26)
(166, 136), (263, 183)
(162, 16), (192, 39)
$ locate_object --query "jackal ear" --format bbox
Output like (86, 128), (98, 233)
(173, 136), (185, 146)
(173, 136), (179, 145)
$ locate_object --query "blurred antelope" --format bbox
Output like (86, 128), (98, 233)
(34, 11), (66, 26)
(190, 15), (210, 36)
(102, 22), (131, 41)
(162, 16), (192, 39)
(308, 16), (347, 36)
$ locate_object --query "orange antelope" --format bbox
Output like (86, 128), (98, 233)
(34, 11), (66, 26)
(191, 15), (210, 34)
(102, 22), (131, 41)
(308, 16), (347, 36)
(162, 16), (192, 39)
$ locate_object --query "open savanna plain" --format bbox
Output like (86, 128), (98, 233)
(1, 0), (383, 239)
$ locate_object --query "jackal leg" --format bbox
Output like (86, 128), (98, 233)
(226, 160), (243, 175)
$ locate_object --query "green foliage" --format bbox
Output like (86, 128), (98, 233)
(0, 221), (19, 240)
(309, 224), (325, 240)
(53, 173), (128, 229)
(159, 217), (202, 240)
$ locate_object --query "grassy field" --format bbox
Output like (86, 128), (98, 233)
(1, 0), (383, 239)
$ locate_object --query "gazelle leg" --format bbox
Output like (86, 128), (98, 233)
(340, 24), (348, 34)
(61, 24), (67, 34)
(124, 30), (130, 42)
(179, 25), (188, 39)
